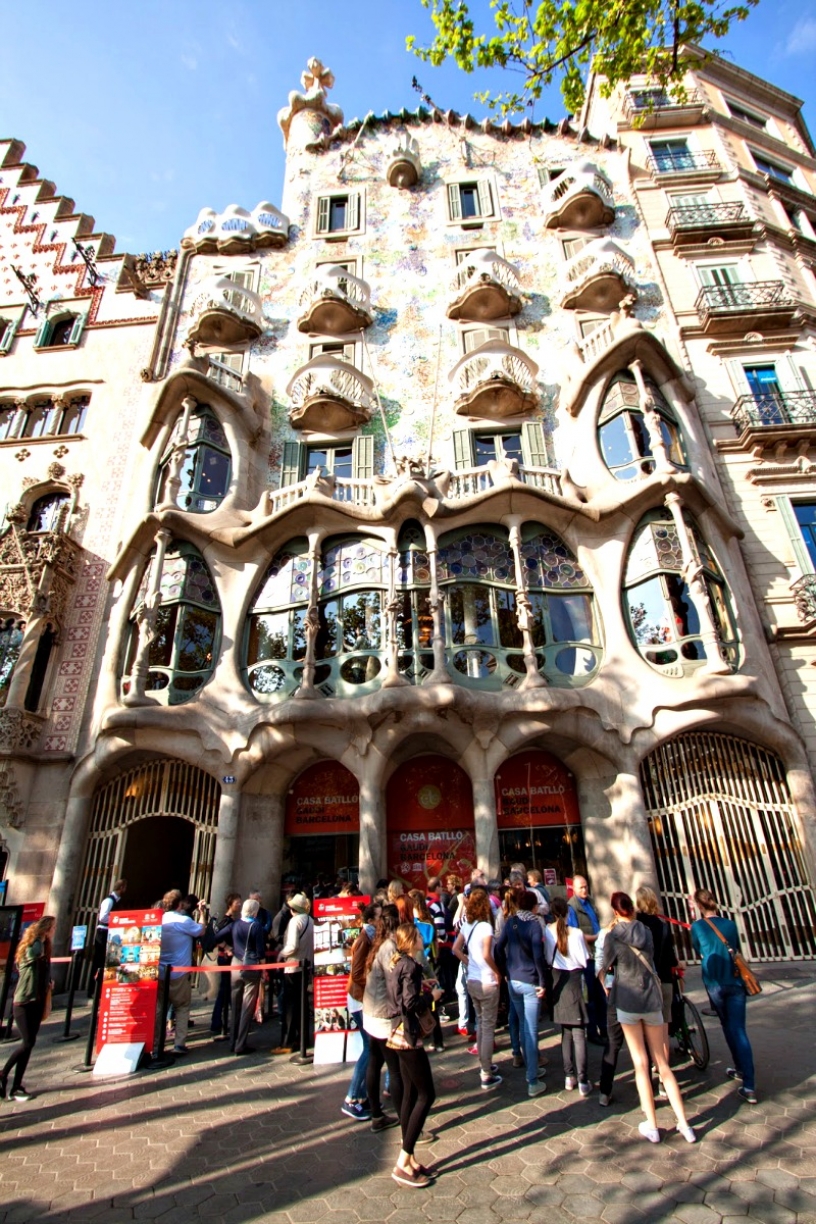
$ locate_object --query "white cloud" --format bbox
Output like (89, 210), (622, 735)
(181, 52), (198, 70)
(783, 17), (816, 55)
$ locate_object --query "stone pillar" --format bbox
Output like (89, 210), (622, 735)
(580, 769), (657, 917)
(125, 527), (172, 705)
(630, 359), (671, 472)
(295, 530), (321, 699)
(664, 492), (730, 675)
(233, 792), (284, 911)
(163, 394), (196, 508)
(472, 775), (499, 880)
(358, 769), (386, 894)
(209, 786), (240, 911)
(48, 793), (95, 953)
(506, 516), (545, 689)
(785, 765), (816, 891)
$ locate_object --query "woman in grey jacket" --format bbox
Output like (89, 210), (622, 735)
(600, 891), (696, 1145)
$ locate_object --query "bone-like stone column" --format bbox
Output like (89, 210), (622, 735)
(472, 774), (500, 880)
(664, 492), (730, 675)
(209, 786), (240, 912)
(358, 769), (386, 895)
(579, 769), (657, 917)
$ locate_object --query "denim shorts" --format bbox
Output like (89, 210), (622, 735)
(616, 1008), (663, 1026)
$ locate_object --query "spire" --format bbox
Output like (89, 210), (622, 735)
(277, 57), (344, 150)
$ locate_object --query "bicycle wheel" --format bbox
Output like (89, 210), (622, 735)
(681, 997), (710, 1070)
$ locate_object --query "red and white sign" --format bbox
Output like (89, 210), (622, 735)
(96, 909), (162, 1056)
(495, 750), (580, 829)
(386, 755), (476, 889)
(387, 829), (477, 893)
(285, 761), (360, 836)
(313, 896), (371, 920)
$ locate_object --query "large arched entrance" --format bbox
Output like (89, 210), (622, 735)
(386, 755), (475, 890)
(495, 749), (586, 891)
(642, 731), (816, 960)
(283, 761), (360, 889)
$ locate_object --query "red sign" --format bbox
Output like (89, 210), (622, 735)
(314, 975), (349, 1009)
(387, 829), (477, 893)
(21, 903), (45, 925)
(313, 896), (371, 920)
(495, 750), (580, 828)
(96, 909), (162, 1055)
(386, 755), (474, 832)
(285, 761), (360, 836)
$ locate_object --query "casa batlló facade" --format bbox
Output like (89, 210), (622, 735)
(2, 51), (816, 967)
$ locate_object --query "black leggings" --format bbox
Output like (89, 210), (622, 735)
(598, 1011), (625, 1096)
(366, 1035), (404, 1119)
(397, 1046), (436, 1156)
(2, 1002), (44, 1093)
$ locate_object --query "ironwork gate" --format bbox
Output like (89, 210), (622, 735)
(642, 732), (816, 961)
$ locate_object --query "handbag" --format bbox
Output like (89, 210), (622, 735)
(417, 1006), (436, 1038)
(703, 918), (762, 996)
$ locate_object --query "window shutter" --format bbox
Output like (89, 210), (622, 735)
(521, 421), (547, 468)
(780, 355), (803, 392)
(0, 319), (17, 354)
(317, 196), (330, 235)
(281, 441), (303, 486)
(69, 314), (86, 346)
(452, 429), (474, 470)
(34, 317), (50, 348)
(346, 193), (360, 233)
(464, 326), (507, 353)
(447, 184), (462, 222)
(353, 434), (375, 480)
(777, 497), (813, 574)
(477, 179), (494, 218)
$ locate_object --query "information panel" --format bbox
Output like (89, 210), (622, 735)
(312, 895), (369, 1065)
(95, 909), (162, 1056)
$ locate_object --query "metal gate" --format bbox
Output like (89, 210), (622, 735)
(75, 759), (220, 975)
(642, 731), (816, 961)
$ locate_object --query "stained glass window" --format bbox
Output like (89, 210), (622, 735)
(318, 538), (388, 596)
(156, 405), (232, 513)
(437, 529), (515, 585)
(598, 371), (685, 482)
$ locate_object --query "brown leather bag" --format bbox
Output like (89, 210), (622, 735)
(704, 918), (762, 996)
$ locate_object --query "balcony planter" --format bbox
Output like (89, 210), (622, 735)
(297, 265), (373, 335)
(187, 276), (264, 348)
(287, 354), (374, 432)
(448, 339), (538, 420)
(559, 238), (637, 311)
(447, 250), (522, 322)
(542, 160), (615, 230)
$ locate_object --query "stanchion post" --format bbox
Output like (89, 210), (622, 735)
(290, 958), (313, 1065)
(57, 950), (81, 1042)
(83, 968), (104, 1069)
(153, 964), (173, 1067)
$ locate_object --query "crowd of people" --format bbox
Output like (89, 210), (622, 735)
(1, 868), (760, 1173)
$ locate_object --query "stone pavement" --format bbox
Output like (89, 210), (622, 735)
(1, 964), (815, 1224)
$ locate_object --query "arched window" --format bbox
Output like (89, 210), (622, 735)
(245, 538), (311, 698)
(598, 371), (685, 481)
(34, 313), (84, 349)
(0, 616), (25, 708)
(624, 508), (737, 674)
(0, 403), (17, 441)
(24, 622), (56, 712)
(156, 405), (232, 513)
(396, 521), (435, 684)
(28, 492), (69, 533)
(122, 542), (221, 703)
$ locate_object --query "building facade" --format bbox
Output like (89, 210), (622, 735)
(2, 53), (816, 965)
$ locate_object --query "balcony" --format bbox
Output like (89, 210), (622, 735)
(448, 340), (538, 420)
(297, 265), (373, 336)
(559, 238), (637, 311)
(447, 463), (561, 500)
(666, 202), (756, 246)
(286, 354), (374, 432)
(187, 276), (264, 348)
(732, 390), (816, 433)
(447, 250), (522, 322)
(695, 281), (796, 335)
(647, 149), (722, 180)
(793, 574), (816, 626)
(624, 88), (705, 129)
(542, 160), (615, 230)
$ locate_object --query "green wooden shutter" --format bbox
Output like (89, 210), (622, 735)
(521, 421), (547, 468)
(69, 314), (86, 346)
(447, 184), (462, 221)
(34, 317), (50, 348)
(0, 319), (17, 354)
(777, 496), (814, 573)
(346, 193), (360, 233)
(452, 429), (474, 469)
(316, 196), (330, 235)
(352, 434), (375, 479)
(281, 441), (303, 486)
(477, 179), (494, 218)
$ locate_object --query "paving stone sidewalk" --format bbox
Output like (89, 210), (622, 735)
(1, 964), (814, 1224)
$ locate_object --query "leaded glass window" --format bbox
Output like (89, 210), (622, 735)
(0, 617), (25, 707)
(156, 405), (232, 513)
(598, 371), (685, 481)
(28, 493), (69, 533)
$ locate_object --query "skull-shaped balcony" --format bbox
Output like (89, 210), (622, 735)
(187, 276), (264, 348)
(447, 250), (522, 323)
(287, 354), (374, 432)
(542, 161), (615, 230)
(297, 265), (373, 336)
(559, 238), (637, 311)
(449, 340), (539, 420)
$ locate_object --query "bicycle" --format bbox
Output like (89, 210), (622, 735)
(670, 965), (710, 1070)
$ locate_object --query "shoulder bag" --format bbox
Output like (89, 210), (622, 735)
(703, 918), (762, 996)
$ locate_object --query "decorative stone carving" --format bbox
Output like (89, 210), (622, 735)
(15, 449), (30, 462)
(53, 445), (69, 459)
(0, 524), (80, 621)
(387, 135), (422, 188)
(119, 250), (179, 297)
(0, 762), (23, 827)
(277, 57), (344, 148)
(182, 203), (290, 253)
(47, 462), (66, 480)
(0, 709), (43, 755)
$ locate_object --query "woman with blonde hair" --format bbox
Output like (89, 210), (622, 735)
(545, 897), (592, 1097)
(635, 885), (678, 1086)
(1, 915), (55, 1101)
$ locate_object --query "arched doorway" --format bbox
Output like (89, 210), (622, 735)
(122, 816), (195, 906)
(386, 755), (475, 890)
(642, 731), (816, 960)
(283, 761), (360, 889)
(495, 749), (586, 891)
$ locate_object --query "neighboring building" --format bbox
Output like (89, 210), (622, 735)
(2, 53), (816, 965)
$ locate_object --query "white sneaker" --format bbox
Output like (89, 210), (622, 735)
(677, 1124), (697, 1144)
(564, 1076), (577, 1091)
(598, 1092), (612, 1107)
(579, 1082), (593, 1098)
(638, 1121), (661, 1144)
(528, 1081), (547, 1098)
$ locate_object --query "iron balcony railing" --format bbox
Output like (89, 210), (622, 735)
(647, 149), (721, 176)
(792, 573), (816, 625)
(695, 280), (792, 320)
(666, 201), (750, 236)
(626, 88), (702, 118)
(732, 390), (816, 432)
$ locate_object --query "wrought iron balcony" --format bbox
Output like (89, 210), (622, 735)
(732, 390), (816, 433)
(542, 160), (615, 230)
(666, 202), (755, 245)
(448, 340), (539, 420)
(297, 265), (373, 335)
(647, 149), (721, 178)
(286, 354), (374, 432)
(624, 88), (705, 129)
(559, 238), (637, 311)
(186, 276), (264, 348)
(792, 574), (816, 625)
(447, 250), (522, 322)
(695, 281), (796, 334)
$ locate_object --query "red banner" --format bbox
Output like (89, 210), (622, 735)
(96, 909), (162, 1055)
(285, 761), (360, 836)
(387, 828), (477, 893)
(313, 896), (371, 921)
(494, 750), (580, 828)
(386, 755), (475, 832)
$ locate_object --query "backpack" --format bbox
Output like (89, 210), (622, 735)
(199, 918), (220, 955)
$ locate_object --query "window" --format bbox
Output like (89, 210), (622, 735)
(207, 351), (244, 393)
(598, 372), (685, 481)
(452, 422), (547, 470)
(0, 319), (17, 355)
(725, 99), (767, 130)
(0, 396), (89, 443)
(649, 139), (694, 172)
(156, 405), (232, 513)
(23, 399), (62, 439)
(122, 542), (221, 704)
(447, 180), (496, 224)
(698, 262), (745, 303)
(315, 192), (362, 237)
(630, 88), (673, 110)
(562, 237), (588, 261)
(309, 340), (356, 363)
(462, 325), (509, 355)
(221, 268), (255, 311)
(743, 364), (784, 423)
(280, 436), (374, 486)
(472, 431), (523, 466)
(0, 617), (25, 708)
(578, 317), (606, 338)
(34, 313), (85, 350)
(751, 151), (795, 185)
(537, 166), (565, 187)
(27, 493), (69, 533)
(0, 405), (16, 441)
(794, 503), (816, 571)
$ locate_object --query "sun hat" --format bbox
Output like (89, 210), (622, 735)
(288, 893), (311, 914)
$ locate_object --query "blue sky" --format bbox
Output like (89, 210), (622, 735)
(2, 0), (816, 253)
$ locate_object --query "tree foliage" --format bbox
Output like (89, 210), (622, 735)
(407, 0), (760, 117)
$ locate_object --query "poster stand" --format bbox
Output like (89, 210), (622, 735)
(0, 906), (24, 1041)
(312, 896), (370, 1066)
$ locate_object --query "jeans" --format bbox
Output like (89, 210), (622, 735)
(561, 1024), (588, 1083)
(346, 1018), (370, 1100)
(707, 981), (755, 1091)
(508, 980), (541, 1086)
(456, 962), (474, 1031)
(2, 1001), (44, 1093)
(467, 979), (500, 1076)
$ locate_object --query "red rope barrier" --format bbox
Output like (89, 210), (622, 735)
(167, 960), (301, 973)
(660, 913), (691, 931)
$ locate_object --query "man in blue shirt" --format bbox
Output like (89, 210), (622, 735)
(160, 889), (204, 1054)
(567, 876), (607, 1044)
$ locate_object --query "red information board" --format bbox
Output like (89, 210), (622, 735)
(285, 761), (360, 836)
(387, 829), (477, 893)
(95, 909), (162, 1055)
(495, 750), (580, 828)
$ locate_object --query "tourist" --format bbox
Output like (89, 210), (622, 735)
(635, 885), (678, 1089)
(691, 887), (757, 1104)
(272, 893), (313, 1055)
(594, 912), (625, 1107)
(387, 880), (404, 905)
(159, 889), (204, 1056)
(362, 904), (402, 1133)
(220, 898), (266, 1055)
(210, 892), (241, 1038)
(341, 903), (378, 1121)
(495, 889), (548, 1097)
(600, 891), (696, 1143)
(545, 897), (592, 1097)
(1, 915), (55, 1102)
(453, 889), (502, 1090)
(88, 878), (127, 997)
(386, 923), (442, 1188)
(567, 876), (606, 1045)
